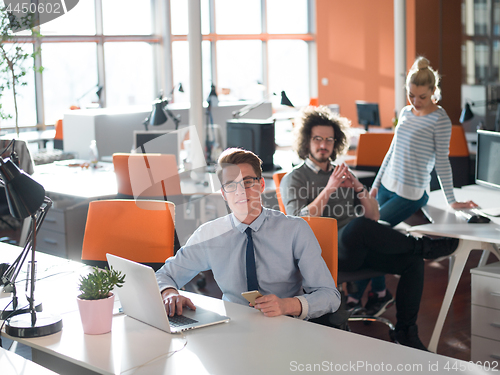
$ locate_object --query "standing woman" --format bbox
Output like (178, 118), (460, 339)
(371, 57), (476, 226)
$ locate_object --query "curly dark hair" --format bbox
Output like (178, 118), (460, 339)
(293, 106), (350, 161)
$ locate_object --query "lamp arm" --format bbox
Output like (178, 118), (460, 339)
(163, 100), (181, 130)
(1, 197), (52, 307)
(232, 92), (277, 119)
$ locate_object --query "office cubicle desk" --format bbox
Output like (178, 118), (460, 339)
(0, 129), (56, 150)
(30, 162), (118, 260)
(409, 185), (500, 353)
(0, 244), (489, 375)
(62, 102), (273, 162)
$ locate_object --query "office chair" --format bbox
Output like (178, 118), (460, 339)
(302, 216), (395, 335)
(113, 153), (182, 199)
(112, 153), (183, 251)
(430, 124), (471, 190)
(54, 119), (64, 150)
(113, 153), (207, 287)
(349, 132), (394, 187)
(81, 199), (175, 271)
(272, 172), (287, 213)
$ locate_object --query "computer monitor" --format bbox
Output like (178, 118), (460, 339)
(133, 130), (179, 165)
(476, 129), (500, 190)
(356, 101), (380, 131)
(226, 119), (276, 171)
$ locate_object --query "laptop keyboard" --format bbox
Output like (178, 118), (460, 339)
(169, 315), (199, 327)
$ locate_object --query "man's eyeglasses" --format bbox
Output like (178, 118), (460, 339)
(311, 136), (335, 144)
(222, 177), (261, 193)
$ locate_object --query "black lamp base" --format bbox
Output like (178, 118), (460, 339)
(0, 297), (42, 320)
(5, 312), (63, 338)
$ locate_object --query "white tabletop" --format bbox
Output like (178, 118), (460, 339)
(411, 184), (500, 242)
(0, 244), (493, 375)
(408, 185), (500, 353)
(0, 346), (58, 375)
(32, 161), (118, 199)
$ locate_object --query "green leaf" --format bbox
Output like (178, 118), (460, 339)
(78, 266), (126, 300)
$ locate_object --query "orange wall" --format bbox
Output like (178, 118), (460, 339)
(316, 0), (462, 127)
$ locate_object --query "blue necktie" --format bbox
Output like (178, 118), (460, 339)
(245, 227), (259, 291)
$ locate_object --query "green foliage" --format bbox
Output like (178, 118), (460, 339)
(78, 266), (126, 301)
(0, 7), (42, 134)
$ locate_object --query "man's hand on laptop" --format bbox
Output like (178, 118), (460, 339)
(253, 294), (302, 317)
(161, 288), (196, 317)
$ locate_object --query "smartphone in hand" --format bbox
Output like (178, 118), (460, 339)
(241, 290), (263, 306)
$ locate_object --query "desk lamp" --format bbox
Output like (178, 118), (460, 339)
(232, 90), (294, 119)
(76, 84), (103, 109)
(143, 85), (184, 131)
(0, 157), (62, 337)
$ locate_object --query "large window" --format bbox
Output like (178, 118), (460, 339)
(0, 0), (314, 131)
(462, 0), (500, 84)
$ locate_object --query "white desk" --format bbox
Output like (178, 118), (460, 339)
(0, 346), (59, 375)
(409, 185), (500, 353)
(0, 130), (56, 150)
(32, 162), (118, 200)
(0, 244), (494, 375)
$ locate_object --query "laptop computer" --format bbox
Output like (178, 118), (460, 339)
(106, 254), (230, 333)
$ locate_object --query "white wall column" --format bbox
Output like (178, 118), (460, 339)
(188, 0), (205, 165)
(394, 0), (406, 117)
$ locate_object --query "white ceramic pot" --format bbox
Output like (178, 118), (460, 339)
(76, 293), (114, 335)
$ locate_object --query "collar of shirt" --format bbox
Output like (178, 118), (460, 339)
(305, 158), (334, 174)
(230, 206), (267, 234)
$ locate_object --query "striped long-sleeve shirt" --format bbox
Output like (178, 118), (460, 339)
(372, 105), (456, 205)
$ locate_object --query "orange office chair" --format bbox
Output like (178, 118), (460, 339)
(113, 153), (184, 253)
(353, 132), (394, 170)
(430, 124), (472, 190)
(347, 132), (393, 188)
(112, 153), (181, 200)
(81, 199), (175, 271)
(303, 216), (395, 334)
(449, 124), (471, 187)
(273, 172), (287, 213)
(54, 119), (64, 150)
(301, 216), (338, 283)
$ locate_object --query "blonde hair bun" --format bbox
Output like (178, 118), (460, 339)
(416, 56), (430, 70)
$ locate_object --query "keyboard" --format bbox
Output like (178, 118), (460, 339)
(168, 315), (198, 327)
(476, 207), (500, 217)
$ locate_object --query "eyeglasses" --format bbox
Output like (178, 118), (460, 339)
(221, 177), (261, 193)
(311, 136), (335, 144)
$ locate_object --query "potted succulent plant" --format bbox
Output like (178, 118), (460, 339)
(77, 266), (125, 335)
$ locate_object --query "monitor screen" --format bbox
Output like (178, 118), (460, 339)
(226, 119), (276, 171)
(133, 130), (179, 165)
(356, 101), (380, 131)
(476, 129), (500, 190)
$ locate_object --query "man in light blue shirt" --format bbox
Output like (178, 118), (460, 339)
(156, 148), (340, 320)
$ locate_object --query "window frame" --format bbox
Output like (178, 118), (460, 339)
(0, 0), (316, 132)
